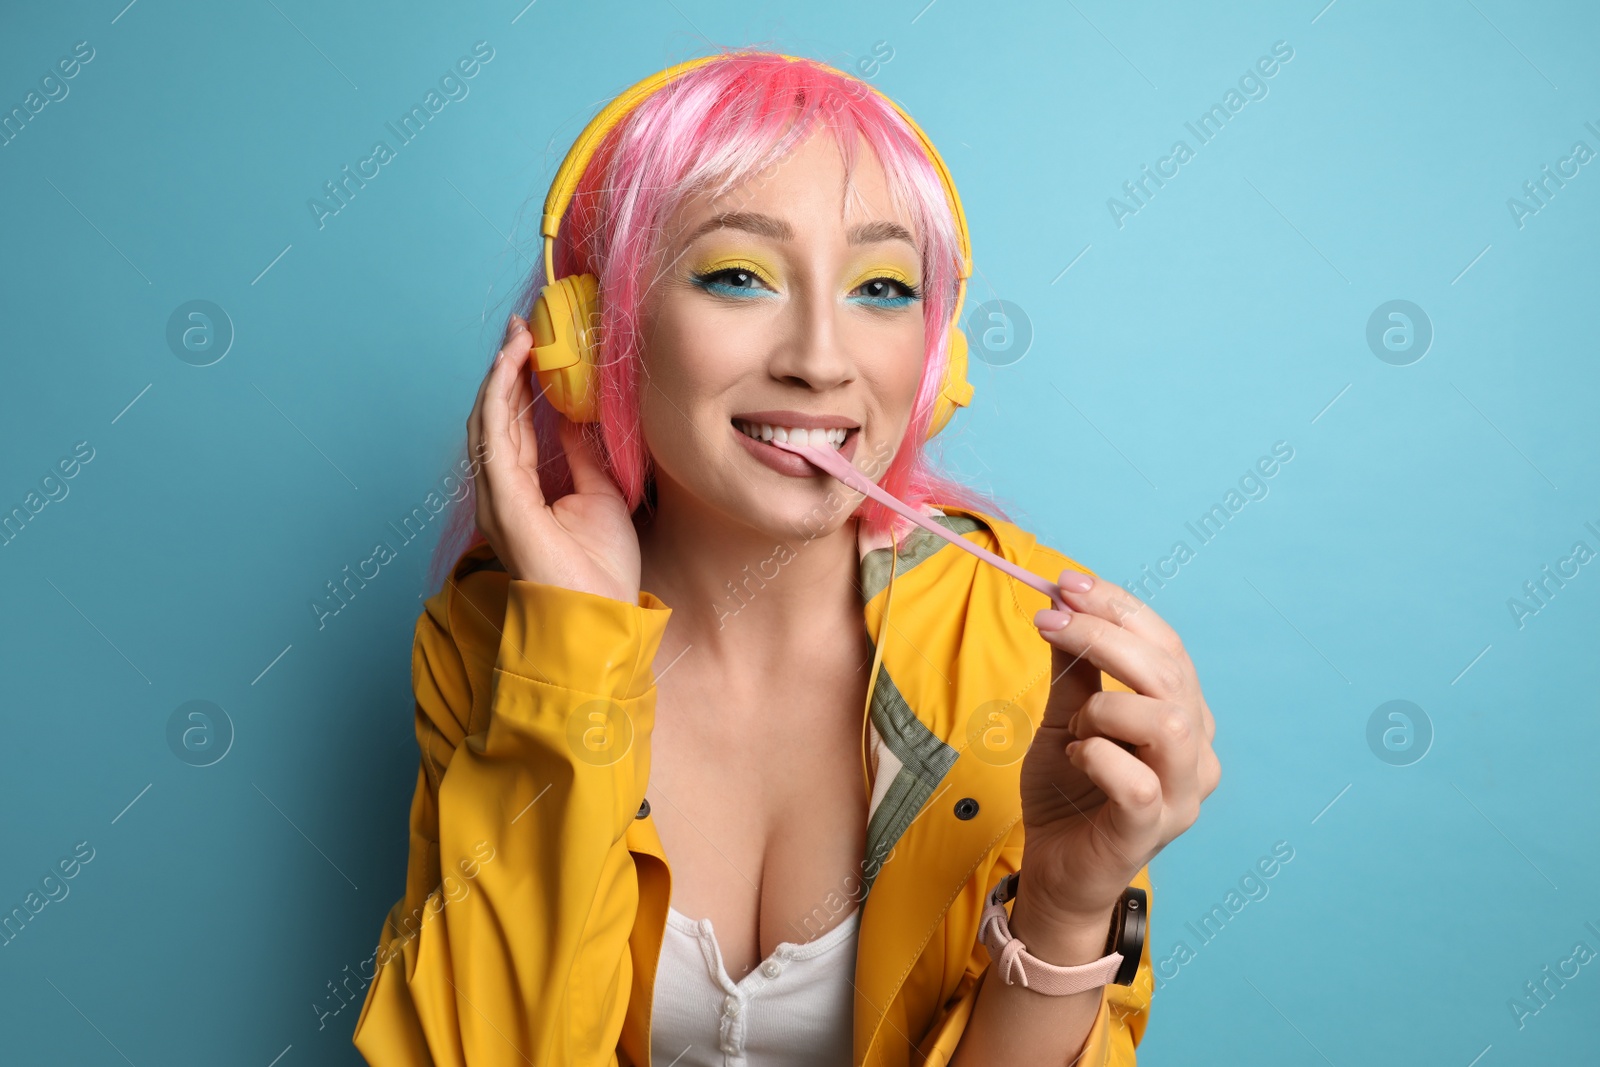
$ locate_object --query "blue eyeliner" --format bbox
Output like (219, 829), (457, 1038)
(690, 268), (920, 307)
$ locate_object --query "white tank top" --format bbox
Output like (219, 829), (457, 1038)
(650, 903), (859, 1066)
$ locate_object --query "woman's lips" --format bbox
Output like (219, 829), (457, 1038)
(732, 422), (860, 478)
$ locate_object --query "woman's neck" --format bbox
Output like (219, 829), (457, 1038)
(635, 482), (867, 664)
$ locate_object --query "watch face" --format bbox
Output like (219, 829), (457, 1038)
(1113, 886), (1149, 986)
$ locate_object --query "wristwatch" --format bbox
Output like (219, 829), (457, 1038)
(978, 871), (1147, 994)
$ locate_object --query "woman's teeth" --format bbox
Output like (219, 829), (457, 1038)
(735, 421), (848, 449)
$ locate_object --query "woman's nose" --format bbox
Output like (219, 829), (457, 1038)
(767, 284), (856, 391)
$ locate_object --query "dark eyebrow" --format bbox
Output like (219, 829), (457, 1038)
(682, 211), (917, 251)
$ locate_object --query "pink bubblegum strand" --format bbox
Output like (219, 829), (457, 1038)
(771, 439), (1068, 611)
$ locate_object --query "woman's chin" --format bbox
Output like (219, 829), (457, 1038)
(728, 484), (859, 544)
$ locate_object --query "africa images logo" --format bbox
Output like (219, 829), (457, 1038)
(307, 42), (495, 230)
(1106, 40), (1295, 229)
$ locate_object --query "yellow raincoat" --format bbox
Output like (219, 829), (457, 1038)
(351, 505), (1154, 1065)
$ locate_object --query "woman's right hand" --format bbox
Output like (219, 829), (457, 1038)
(466, 313), (641, 604)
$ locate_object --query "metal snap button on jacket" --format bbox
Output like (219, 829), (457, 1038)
(953, 797), (979, 820)
(636, 798), (650, 819)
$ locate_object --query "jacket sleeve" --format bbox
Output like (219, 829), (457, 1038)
(916, 818), (1155, 1066)
(351, 569), (672, 1066)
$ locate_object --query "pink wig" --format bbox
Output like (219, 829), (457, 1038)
(428, 48), (1003, 590)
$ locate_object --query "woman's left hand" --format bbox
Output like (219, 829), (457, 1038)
(1015, 570), (1222, 932)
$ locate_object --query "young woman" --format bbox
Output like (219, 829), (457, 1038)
(352, 50), (1219, 1067)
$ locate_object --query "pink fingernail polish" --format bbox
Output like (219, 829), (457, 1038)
(1058, 571), (1094, 593)
(1034, 608), (1072, 631)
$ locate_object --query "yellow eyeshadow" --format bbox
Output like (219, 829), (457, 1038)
(688, 250), (921, 293)
(847, 264), (920, 291)
(690, 253), (780, 283)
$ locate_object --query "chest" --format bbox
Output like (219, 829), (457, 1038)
(646, 661), (871, 982)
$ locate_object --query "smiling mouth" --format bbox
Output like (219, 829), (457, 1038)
(732, 419), (853, 451)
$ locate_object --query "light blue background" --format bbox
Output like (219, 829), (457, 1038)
(3, 0), (1597, 1063)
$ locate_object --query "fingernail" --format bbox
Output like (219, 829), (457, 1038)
(1034, 608), (1072, 631)
(1058, 570), (1093, 593)
(1066, 711), (1080, 736)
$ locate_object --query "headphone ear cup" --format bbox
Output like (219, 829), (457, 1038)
(925, 324), (975, 440)
(528, 273), (601, 422)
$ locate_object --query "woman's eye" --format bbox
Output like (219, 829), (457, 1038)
(852, 277), (921, 307)
(691, 268), (920, 307)
(692, 267), (772, 298)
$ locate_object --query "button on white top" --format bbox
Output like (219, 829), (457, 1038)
(762, 959), (782, 978)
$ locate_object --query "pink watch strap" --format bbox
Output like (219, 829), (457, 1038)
(978, 880), (1123, 995)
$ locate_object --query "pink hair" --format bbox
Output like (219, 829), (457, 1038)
(428, 48), (1004, 591)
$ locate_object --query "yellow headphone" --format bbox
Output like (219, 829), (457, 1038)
(528, 52), (975, 439)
